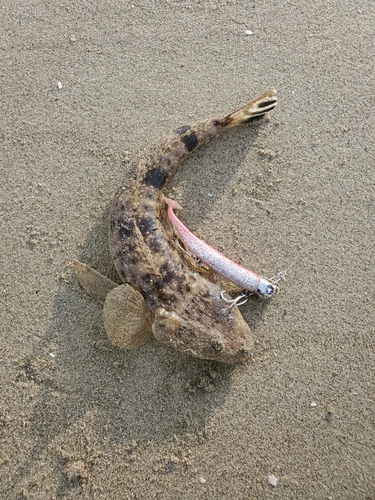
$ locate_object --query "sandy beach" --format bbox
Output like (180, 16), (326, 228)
(1, 1), (374, 498)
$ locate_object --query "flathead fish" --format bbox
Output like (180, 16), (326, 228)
(74, 90), (277, 365)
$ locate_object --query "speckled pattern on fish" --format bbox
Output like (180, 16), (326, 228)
(108, 90), (277, 364)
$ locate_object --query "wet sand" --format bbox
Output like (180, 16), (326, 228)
(1, 1), (374, 498)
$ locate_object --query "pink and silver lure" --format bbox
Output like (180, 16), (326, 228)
(164, 197), (278, 298)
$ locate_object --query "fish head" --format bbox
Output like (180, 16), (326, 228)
(152, 302), (253, 365)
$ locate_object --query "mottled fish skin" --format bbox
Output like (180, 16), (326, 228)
(109, 90), (277, 365)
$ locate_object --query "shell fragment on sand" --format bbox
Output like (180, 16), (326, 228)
(268, 475), (278, 487)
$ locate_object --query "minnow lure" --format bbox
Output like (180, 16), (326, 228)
(74, 90), (277, 365)
(164, 197), (278, 298)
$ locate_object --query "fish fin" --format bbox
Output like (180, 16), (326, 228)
(103, 284), (153, 348)
(73, 259), (118, 302)
(222, 89), (277, 127)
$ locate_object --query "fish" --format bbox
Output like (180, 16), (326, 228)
(74, 89), (278, 365)
(164, 197), (278, 297)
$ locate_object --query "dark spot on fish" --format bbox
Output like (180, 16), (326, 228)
(160, 157), (171, 168)
(258, 99), (277, 108)
(144, 167), (167, 189)
(175, 326), (189, 339)
(187, 304), (203, 317)
(161, 270), (175, 285)
(143, 291), (157, 311)
(117, 223), (133, 240)
(156, 270), (186, 295)
(152, 286), (174, 306)
(142, 204), (153, 213)
(159, 262), (170, 274)
(211, 341), (223, 352)
(138, 217), (155, 233)
(148, 237), (161, 253)
(181, 131), (198, 152)
(176, 124), (191, 135)
(177, 282), (187, 295)
(125, 243), (136, 254)
(238, 348), (249, 359)
(216, 116), (231, 127)
(139, 272), (153, 286)
(129, 255), (139, 265)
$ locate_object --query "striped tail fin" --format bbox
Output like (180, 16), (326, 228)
(221, 89), (277, 127)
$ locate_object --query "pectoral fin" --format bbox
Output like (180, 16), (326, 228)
(73, 259), (117, 302)
(103, 285), (153, 348)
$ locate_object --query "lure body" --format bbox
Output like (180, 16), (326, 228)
(164, 198), (277, 297)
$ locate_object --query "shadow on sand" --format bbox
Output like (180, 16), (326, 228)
(9, 118), (274, 496)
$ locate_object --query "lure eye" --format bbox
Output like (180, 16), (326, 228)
(265, 284), (275, 296)
(256, 284), (275, 297)
(257, 278), (279, 298)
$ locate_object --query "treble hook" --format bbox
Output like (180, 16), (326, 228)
(176, 239), (205, 267)
(220, 290), (251, 308)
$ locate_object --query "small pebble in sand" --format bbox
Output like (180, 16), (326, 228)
(325, 407), (335, 422)
(49, 353), (55, 358)
(245, 30), (253, 35)
(310, 402), (317, 407)
(199, 477), (206, 484)
(57, 82), (62, 89)
(268, 475), (278, 487)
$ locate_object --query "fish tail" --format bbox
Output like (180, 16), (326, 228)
(164, 196), (183, 211)
(221, 89), (277, 128)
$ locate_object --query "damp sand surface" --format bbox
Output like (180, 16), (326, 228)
(1, 1), (374, 498)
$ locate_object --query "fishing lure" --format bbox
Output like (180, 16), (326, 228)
(164, 197), (278, 298)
